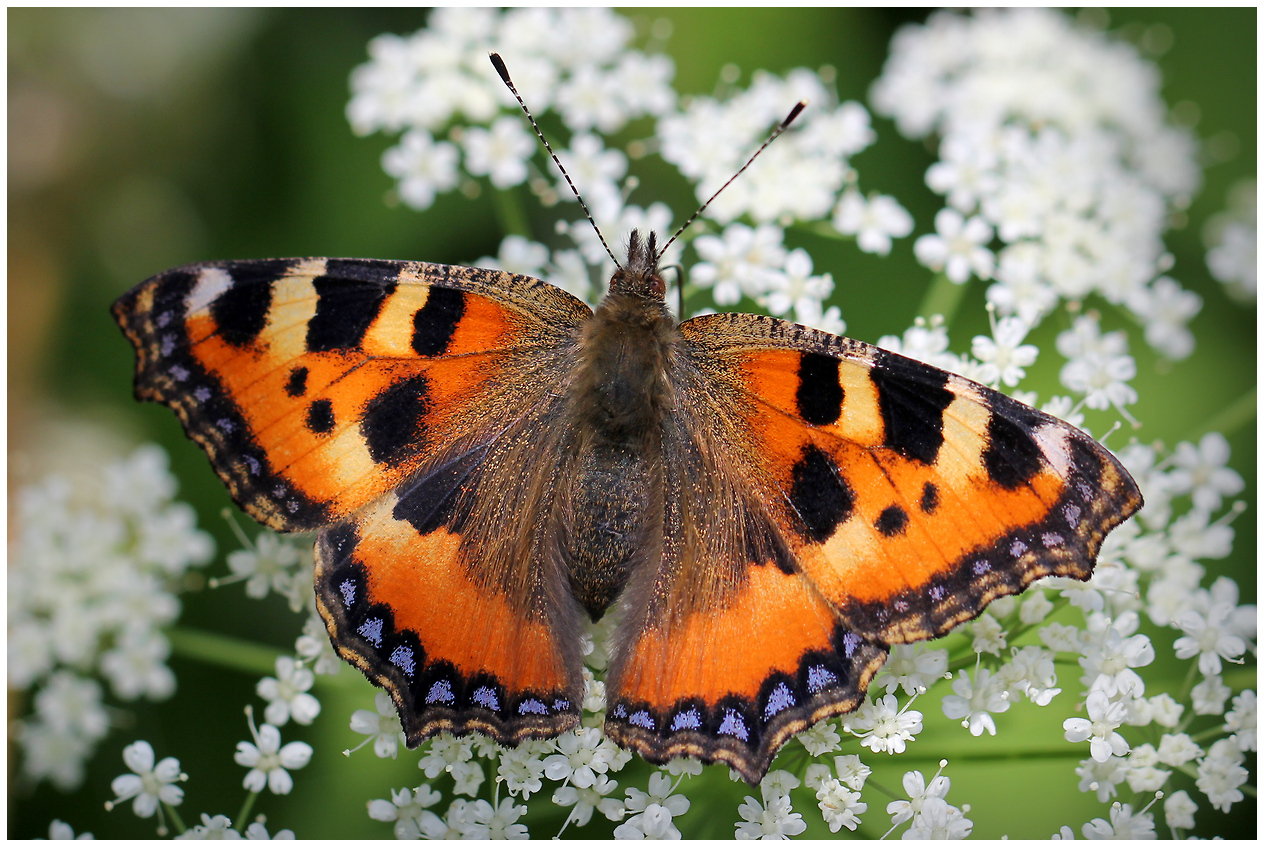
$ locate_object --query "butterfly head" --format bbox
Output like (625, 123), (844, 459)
(607, 230), (666, 301)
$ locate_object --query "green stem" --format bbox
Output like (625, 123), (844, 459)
(1185, 386), (1257, 442)
(236, 791), (261, 832)
(166, 627), (357, 689)
(164, 803), (186, 836)
(491, 186), (530, 239)
(168, 627), (282, 676)
(916, 273), (968, 327)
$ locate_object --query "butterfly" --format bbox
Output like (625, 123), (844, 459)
(112, 59), (1142, 786)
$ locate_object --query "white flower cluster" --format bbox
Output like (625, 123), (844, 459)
(658, 68), (876, 225)
(873, 8), (1204, 359)
(1050, 430), (1252, 834)
(1203, 178), (1257, 302)
(348, 9), (914, 336)
(9, 445), (214, 790)
(347, 8), (676, 212)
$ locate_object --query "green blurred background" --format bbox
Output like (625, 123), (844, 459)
(8, 7), (1254, 839)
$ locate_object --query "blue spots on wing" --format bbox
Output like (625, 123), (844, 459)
(763, 682), (796, 720)
(425, 680), (455, 705)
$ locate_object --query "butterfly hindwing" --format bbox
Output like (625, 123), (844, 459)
(314, 397), (586, 745)
(603, 356), (888, 784)
(679, 312), (1143, 645)
(112, 258), (591, 531)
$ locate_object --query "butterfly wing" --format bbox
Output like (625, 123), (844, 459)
(314, 390), (587, 745)
(605, 311), (1141, 783)
(112, 258), (591, 531)
(114, 257), (592, 743)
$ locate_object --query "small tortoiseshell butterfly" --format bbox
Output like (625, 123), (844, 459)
(113, 57), (1141, 785)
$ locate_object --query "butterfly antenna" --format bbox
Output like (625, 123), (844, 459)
(656, 101), (806, 261)
(489, 52), (621, 269)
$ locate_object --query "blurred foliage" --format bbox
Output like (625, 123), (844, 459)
(8, 7), (1254, 839)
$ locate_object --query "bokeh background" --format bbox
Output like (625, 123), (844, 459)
(9, 7), (1255, 839)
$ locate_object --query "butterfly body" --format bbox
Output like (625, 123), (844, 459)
(113, 236), (1141, 784)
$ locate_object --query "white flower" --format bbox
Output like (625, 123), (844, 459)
(1147, 693), (1184, 729)
(1225, 689), (1256, 752)
(689, 222), (786, 306)
(222, 531), (300, 601)
(1126, 276), (1201, 359)
(1081, 801), (1156, 839)
(834, 754), (871, 791)
(418, 733), (475, 778)
(1195, 738), (1248, 813)
(1057, 323), (1138, 415)
(971, 315), (1038, 387)
(1163, 789), (1197, 831)
(349, 691), (406, 759)
(970, 613), (1007, 655)
(1019, 589), (1056, 625)
(1075, 755), (1127, 802)
(913, 208), (995, 283)
(244, 820), (294, 839)
(175, 813), (239, 840)
(987, 243), (1059, 325)
(998, 645), (1061, 706)
(542, 726), (615, 789)
(815, 779), (866, 833)
(795, 720), (841, 757)
(845, 693), (923, 754)
(256, 657), (320, 727)
(107, 740), (185, 819)
(887, 768), (950, 825)
(612, 51), (677, 119)
(44, 819), (93, 839)
(294, 613), (341, 676)
(1166, 433), (1245, 513)
(462, 115), (535, 189)
(381, 129), (460, 211)
(832, 191), (913, 256)
(553, 772), (625, 828)
(941, 667), (1010, 736)
(556, 64), (625, 134)
(1156, 732), (1202, 767)
(1123, 743), (1170, 792)
(1204, 178), (1256, 300)
(368, 785), (443, 840)
(32, 671), (109, 743)
(760, 248), (833, 318)
(14, 721), (92, 791)
(1063, 690), (1130, 762)
(614, 772), (690, 839)
(463, 797), (530, 840)
(1174, 601), (1248, 677)
(99, 629), (176, 702)
(556, 132), (627, 215)
(234, 721), (313, 795)
(1190, 675), (1232, 715)
(1079, 627), (1154, 698)
(903, 796), (973, 839)
(874, 644), (949, 696)
(497, 738), (550, 799)
(476, 234), (550, 277)
(735, 786), (807, 840)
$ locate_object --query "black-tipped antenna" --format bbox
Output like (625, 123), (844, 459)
(489, 52), (621, 269)
(656, 101), (807, 261)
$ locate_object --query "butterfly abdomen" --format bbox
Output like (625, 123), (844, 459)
(561, 271), (678, 619)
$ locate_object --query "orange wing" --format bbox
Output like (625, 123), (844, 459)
(113, 258), (591, 531)
(604, 311), (1141, 784)
(114, 257), (592, 743)
(314, 400), (586, 746)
